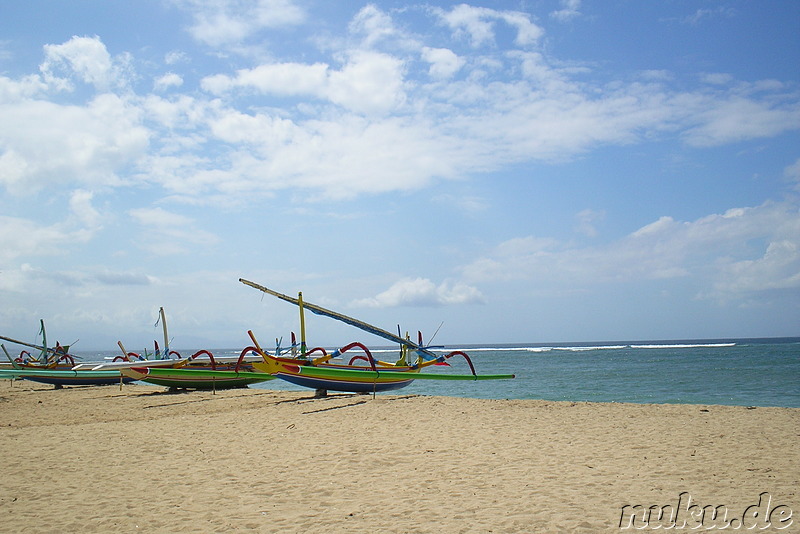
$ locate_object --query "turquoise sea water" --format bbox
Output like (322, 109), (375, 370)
(400, 338), (800, 407)
(71, 338), (799, 407)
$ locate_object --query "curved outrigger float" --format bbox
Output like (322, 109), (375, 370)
(239, 278), (515, 393)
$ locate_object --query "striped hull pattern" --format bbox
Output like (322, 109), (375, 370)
(251, 359), (418, 393)
(274, 371), (414, 393)
(0, 368), (132, 386)
(121, 366), (273, 389)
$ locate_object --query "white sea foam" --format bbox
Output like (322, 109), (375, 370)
(446, 343), (736, 353)
(630, 343), (736, 349)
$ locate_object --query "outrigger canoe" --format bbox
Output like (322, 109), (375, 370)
(118, 356), (272, 390)
(1, 323), (133, 387)
(119, 344), (273, 390)
(121, 365), (274, 389)
(239, 278), (516, 393)
(122, 366), (511, 393)
(108, 308), (270, 390)
(0, 368), (130, 386)
(251, 358), (514, 393)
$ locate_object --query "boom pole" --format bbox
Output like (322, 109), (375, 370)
(239, 278), (439, 360)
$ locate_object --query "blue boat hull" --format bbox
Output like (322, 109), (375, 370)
(275, 372), (414, 393)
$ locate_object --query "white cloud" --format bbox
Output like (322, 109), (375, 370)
(421, 47), (464, 79)
(785, 158), (800, 190)
(0, 74), (48, 101)
(462, 201), (800, 299)
(574, 209), (605, 238)
(69, 189), (102, 228)
(714, 240), (800, 293)
(39, 35), (130, 91)
(202, 62), (328, 95)
(127, 207), (219, 256)
(0, 191), (103, 264)
(1, 16), (798, 208)
(349, 4), (406, 49)
(326, 50), (407, 114)
(551, 0), (582, 22)
(0, 216), (79, 263)
(154, 72), (184, 91)
(434, 5), (543, 48)
(701, 72), (734, 85)
(202, 50), (406, 115)
(165, 50), (189, 65)
(128, 207), (193, 227)
(0, 93), (149, 194)
(353, 277), (484, 308)
(174, 0), (306, 47)
(682, 7), (736, 26)
(682, 95), (800, 147)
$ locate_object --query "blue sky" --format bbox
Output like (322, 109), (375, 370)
(1, 1), (799, 350)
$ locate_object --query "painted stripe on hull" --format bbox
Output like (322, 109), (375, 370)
(136, 377), (264, 389)
(0, 368), (131, 386)
(121, 367), (274, 389)
(20, 376), (133, 386)
(275, 372), (414, 393)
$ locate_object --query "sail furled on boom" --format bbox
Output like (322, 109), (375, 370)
(239, 278), (439, 360)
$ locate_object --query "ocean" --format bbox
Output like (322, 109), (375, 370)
(70, 337), (799, 408)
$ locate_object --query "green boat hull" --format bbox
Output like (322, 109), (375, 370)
(122, 367), (275, 389)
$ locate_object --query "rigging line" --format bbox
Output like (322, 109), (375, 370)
(428, 322), (444, 346)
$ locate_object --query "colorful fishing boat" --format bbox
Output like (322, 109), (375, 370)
(107, 308), (271, 390)
(123, 365), (510, 391)
(120, 361), (276, 389)
(1, 322), (134, 387)
(239, 278), (515, 393)
(0, 367), (130, 386)
(119, 345), (273, 390)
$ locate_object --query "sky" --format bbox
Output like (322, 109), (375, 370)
(1, 1), (799, 351)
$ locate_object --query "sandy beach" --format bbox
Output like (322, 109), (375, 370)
(0, 381), (797, 533)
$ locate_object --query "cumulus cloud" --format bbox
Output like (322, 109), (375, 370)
(462, 201), (800, 299)
(40, 35), (130, 91)
(714, 240), (800, 293)
(174, 0), (306, 47)
(1, 11), (799, 208)
(154, 72), (183, 91)
(353, 277), (484, 308)
(349, 4), (417, 50)
(433, 5), (544, 47)
(421, 47), (464, 79)
(202, 50), (406, 115)
(0, 92), (149, 194)
(551, 0), (582, 22)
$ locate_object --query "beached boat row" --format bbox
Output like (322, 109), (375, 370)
(0, 279), (514, 394)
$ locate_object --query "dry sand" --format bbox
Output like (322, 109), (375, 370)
(0, 381), (797, 533)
